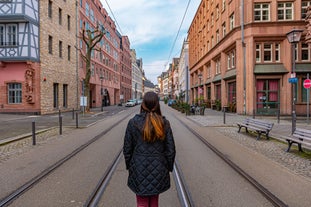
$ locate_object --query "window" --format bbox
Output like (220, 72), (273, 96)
(67, 45), (71, 61)
(216, 30), (219, 43)
(275, 43), (280, 62)
(277, 2), (293, 20)
(63, 84), (68, 108)
(0, 25), (3, 46)
(222, 0), (226, 11)
(59, 41), (62, 58)
(48, 35), (53, 54)
(227, 50), (235, 69)
(48, 0), (52, 18)
(59, 8), (62, 25)
(215, 84), (221, 100)
(229, 13), (234, 30)
(222, 22), (226, 38)
(302, 1), (311, 19)
(90, 9), (94, 22)
(215, 58), (221, 74)
(256, 79), (279, 113)
(67, 15), (71, 30)
(302, 43), (310, 61)
(256, 44), (261, 62)
(254, 3), (270, 21)
(53, 83), (59, 108)
(263, 43), (272, 62)
(0, 24), (17, 46)
(216, 5), (219, 19)
(85, 3), (89, 17)
(256, 43), (280, 63)
(7, 24), (17, 46)
(228, 82), (236, 104)
(8, 83), (22, 104)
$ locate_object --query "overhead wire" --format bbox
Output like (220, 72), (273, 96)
(164, 0), (191, 70)
(103, 0), (123, 35)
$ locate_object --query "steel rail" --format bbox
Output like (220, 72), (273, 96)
(173, 160), (195, 207)
(175, 115), (288, 207)
(84, 149), (123, 207)
(0, 113), (132, 207)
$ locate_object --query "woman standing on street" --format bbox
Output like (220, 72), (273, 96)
(123, 91), (176, 207)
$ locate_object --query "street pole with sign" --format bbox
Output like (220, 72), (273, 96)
(304, 74), (311, 124)
(287, 29), (303, 134)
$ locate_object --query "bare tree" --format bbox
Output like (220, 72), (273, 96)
(79, 24), (105, 111)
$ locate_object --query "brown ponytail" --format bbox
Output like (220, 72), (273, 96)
(141, 92), (165, 142)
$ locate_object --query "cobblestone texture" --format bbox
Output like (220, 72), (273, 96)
(0, 128), (70, 163)
(187, 114), (311, 180)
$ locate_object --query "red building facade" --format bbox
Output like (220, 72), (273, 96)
(188, 0), (310, 116)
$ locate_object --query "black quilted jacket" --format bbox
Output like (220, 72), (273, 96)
(123, 113), (176, 196)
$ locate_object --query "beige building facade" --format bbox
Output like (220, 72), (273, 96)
(40, 0), (78, 114)
(188, 0), (311, 115)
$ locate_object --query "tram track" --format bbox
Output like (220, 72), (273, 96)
(174, 114), (288, 207)
(0, 112), (133, 207)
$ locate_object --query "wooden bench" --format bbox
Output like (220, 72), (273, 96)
(237, 118), (274, 140)
(278, 128), (311, 152)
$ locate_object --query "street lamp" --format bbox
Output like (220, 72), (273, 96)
(99, 74), (104, 112)
(286, 29), (303, 134)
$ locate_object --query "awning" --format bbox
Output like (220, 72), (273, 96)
(223, 69), (236, 80)
(254, 64), (288, 74)
(295, 64), (311, 72)
(205, 78), (212, 84)
(212, 75), (222, 83)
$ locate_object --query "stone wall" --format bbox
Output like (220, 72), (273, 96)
(40, 0), (78, 114)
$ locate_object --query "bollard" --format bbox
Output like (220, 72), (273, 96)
(277, 109), (280, 124)
(59, 116), (62, 135)
(223, 107), (226, 124)
(72, 108), (75, 119)
(76, 112), (79, 128)
(32, 121), (36, 145)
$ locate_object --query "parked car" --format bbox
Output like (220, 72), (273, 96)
(167, 99), (176, 106)
(137, 99), (143, 104)
(125, 99), (136, 107)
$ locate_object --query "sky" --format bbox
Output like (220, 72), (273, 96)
(100, 0), (202, 85)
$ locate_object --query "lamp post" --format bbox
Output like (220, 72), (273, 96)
(286, 29), (303, 134)
(99, 74), (104, 112)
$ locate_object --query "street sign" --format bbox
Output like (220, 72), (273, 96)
(288, 77), (298, 83)
(304, 79), (311, 89)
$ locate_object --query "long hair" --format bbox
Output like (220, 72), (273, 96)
(140, 92), (165, 142)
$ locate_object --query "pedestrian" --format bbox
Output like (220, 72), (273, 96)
(123, 91), (176, 207)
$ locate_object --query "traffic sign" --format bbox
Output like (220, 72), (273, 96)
(288, 77), (298, 83)
(304, 79), (311, 89)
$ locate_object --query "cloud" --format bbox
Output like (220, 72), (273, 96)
(100, 0), (201, 84)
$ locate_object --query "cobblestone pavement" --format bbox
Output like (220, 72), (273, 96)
(187, 109), (311, 180)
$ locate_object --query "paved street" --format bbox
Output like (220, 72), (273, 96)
(1, 105), (311, 180)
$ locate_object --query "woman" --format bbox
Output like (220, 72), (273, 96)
(123, 92), (176, 207)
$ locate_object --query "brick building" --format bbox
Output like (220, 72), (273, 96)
(0, 0), (131, 114)
(0, 0), (78, 114)
(188, 0), (310, 115)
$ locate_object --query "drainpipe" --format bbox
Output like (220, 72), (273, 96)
(241, 0), (246, 115)
(76, 0), (79, 109)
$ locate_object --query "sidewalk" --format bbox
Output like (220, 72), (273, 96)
(0, 105), (126, 143)
(188, 108), (311, 138)
(186, 108), (311, 180)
